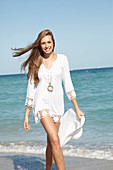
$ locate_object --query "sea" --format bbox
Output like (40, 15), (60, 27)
(0, 67), (113, 160)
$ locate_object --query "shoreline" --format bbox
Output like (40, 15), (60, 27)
(0, 153), (113, 170)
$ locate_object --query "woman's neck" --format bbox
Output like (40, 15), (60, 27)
(43, 52), (54, 61)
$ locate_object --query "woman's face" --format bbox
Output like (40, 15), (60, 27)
(40, 35), (54, 55)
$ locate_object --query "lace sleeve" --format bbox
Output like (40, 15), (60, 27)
(62, 55), (76, 100)
(67, 89), (76, 100)
(25, 97), (34, 107)
(25, 76), (36, 107)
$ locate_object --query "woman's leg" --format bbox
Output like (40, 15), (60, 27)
(46, 122), (60, 169)
(40, 114), (65, 170)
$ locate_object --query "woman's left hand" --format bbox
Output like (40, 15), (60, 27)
(76, 108), (85, 121)
(71, 98), (85, 121)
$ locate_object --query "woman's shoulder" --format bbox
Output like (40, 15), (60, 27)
(57, 53), (68, 62)
(56, 54), (69, 68)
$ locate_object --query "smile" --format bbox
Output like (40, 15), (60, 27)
(45, 47), (51, 51)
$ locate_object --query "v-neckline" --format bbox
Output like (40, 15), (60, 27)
(43, 54), (58, 71)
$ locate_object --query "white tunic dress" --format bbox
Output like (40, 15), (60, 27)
(25, 54), (76, 124)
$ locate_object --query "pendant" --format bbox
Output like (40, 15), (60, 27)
(47, 83), (54, 92)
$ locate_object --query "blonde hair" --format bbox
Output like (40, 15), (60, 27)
(12, 29), (55, 85)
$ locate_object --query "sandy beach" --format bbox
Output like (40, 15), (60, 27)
(0, 153), (113, 170)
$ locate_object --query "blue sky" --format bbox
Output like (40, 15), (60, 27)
(0, 0), (113, 75)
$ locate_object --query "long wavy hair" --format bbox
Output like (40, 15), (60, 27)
(12, 29), (55, 85)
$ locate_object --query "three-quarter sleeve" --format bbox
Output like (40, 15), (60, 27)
(25, 76), (36, 107)
(62, 55), (76, 100)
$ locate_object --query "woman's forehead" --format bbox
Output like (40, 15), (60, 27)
(41, 35), (52, 42)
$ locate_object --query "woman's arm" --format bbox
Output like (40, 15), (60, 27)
(62, 55), (85, 120)
(71, 98), (84, 120)
(24, 106), (31, 131)
(62, 55), (76, 100)
(24, 76), (36, 131)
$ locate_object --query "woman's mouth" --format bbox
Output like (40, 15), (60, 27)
(45, 47), (51, 52)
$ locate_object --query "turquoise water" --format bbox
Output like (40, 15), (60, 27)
(0, 68), (113, 160)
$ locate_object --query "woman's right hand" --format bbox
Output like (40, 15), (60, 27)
(24, 117), (31, 131)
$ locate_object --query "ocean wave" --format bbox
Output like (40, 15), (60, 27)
(0, 142), (113, 160)
(62, 145), (113, 160)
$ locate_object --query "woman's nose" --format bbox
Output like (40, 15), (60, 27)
(45, 43), (48, 47)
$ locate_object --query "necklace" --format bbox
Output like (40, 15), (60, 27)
(43, 54), (55, 92)
(47, 74), (54, 92)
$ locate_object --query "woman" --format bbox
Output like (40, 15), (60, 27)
(12, 29), (84, 170)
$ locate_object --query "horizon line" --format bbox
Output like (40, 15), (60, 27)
(0, 66), (113, 76)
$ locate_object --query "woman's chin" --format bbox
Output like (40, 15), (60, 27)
(44, 50), (53, 55)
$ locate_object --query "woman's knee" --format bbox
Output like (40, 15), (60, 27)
(47, 135), (60, 151)
(50, 135), (60, 149)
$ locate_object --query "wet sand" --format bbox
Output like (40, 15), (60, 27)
(0, 153), (113, 170)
